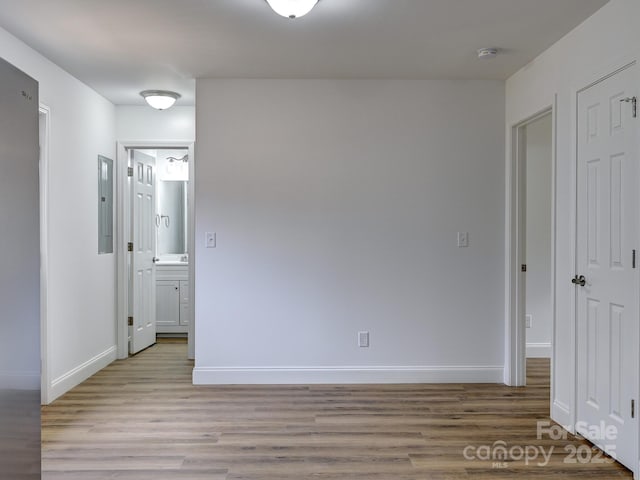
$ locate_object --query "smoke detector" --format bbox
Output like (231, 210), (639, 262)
(477, 48), (499, 59)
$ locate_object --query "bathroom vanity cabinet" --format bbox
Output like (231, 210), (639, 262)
(156, 265), (189, 333)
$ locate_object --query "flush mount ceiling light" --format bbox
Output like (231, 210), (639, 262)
(140, 90), (181, 110)
(477, 48), (499, 59)
(266, 0), (319, 19)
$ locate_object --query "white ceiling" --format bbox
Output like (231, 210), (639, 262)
(0, 0), (608, 106)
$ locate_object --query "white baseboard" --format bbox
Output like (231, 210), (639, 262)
(0, 372), (40, 390)
(526, 342), (552, 358)
(46, 346), (117, 404)
(193, 365), (504, 385)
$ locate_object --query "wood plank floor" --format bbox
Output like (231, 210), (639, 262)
(42, 344), (633, 479)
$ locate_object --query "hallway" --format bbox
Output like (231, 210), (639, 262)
(42, 345), (631, 479)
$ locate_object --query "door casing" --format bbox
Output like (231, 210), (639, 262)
(39, 104), (51, 404)
(116, 141), (195, 360)
(505, 103), (557, 388)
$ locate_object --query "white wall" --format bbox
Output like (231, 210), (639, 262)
(116, 106), (195, 141)
(0, 26), (117, 403)
(525, 114), (553, 358)
(506, 0), (640, 425)
(194, 79), (505, 384)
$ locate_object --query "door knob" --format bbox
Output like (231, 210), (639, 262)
(571, 275), (586, 287)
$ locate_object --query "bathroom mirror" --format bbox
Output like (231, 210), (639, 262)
(157, 179), (187, 255)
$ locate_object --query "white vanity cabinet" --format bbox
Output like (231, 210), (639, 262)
(156, 265), (189, 333)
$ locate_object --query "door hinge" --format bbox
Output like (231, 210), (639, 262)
(127, 242), (133, 252)
(621, 96), (637, 118)
(127, 166), (134, 177)
(633, 249), (637, 269)
(521, 264), (527, 272)
(128, 316), (133, 326)
(632, 399), (635, 419)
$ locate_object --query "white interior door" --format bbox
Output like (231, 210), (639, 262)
(576, 64), (638, 470)
(130, 150), (157, 354)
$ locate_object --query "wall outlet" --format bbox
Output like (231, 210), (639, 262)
(526, 314), (532, 329)
(205, 232), (216, 248)
(457, 232), (469, 248)
(358, 331), (370, 348)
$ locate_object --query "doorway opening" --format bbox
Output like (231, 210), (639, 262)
(506, 105), (555, 388)
(523, 113), (554, 362)
(116, 142), (195, 360)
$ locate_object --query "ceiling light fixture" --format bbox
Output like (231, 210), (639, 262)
(477, 48), (499, 59)
(266, 0), (319, 19)
(140, 90), (181, 110)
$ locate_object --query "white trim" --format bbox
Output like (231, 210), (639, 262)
(505, 106), (556, 387)
(39, 104), (51, 404)
(193, 365), (504, 385)
(0, 372), (40, 390)
(564, 76), (581, 434)
(526, 343), (552, 358)
(504, 120), (526, 386)
(116, 142), (129, 359)
(549, 94), (559, 417)
(187, 143), (195, 360)
(47, 346), (117, 402)
(116, 141), (195, 360)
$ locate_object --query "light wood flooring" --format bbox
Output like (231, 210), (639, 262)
(42, 344), (632, 479)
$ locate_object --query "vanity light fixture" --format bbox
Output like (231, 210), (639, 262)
(165, 154), (189, 179)
(266, 0), (319, 19)
(140, 90), (181, 110)
(167, 154), (188, 163)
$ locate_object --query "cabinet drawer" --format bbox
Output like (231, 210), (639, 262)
(156, 266), (188, 281)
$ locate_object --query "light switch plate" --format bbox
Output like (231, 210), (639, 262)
(205, 232), (216, 248)
(457, 232), (469, 248)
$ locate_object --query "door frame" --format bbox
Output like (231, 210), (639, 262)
(116, 141), (195, 360)
(505, 103), (556, 387)
(39, 104), (51, 404)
